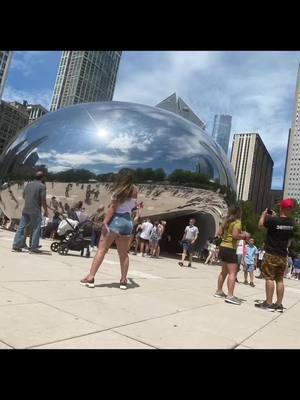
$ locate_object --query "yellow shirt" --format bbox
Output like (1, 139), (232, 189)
(220, 219), (241, 249)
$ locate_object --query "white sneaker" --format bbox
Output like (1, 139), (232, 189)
(90, 246), (94, 251)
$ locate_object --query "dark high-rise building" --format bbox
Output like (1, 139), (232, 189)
(231, 133), (274, 214)
(156, 93), (206, 130)
(50, 51), (122, 111)
(0, 100), (29, 155)
(270, 189), (284, 209)
(212, 114), (232, 154)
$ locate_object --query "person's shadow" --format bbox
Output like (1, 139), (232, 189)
(94, 278), (140, 290)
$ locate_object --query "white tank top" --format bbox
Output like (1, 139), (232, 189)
(115, 198), (137, 214)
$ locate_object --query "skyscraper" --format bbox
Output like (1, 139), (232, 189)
(0, 100), (29, 154)
(0, 51), (13, 99)
(25, 103), (48, 124)
(50, 51), (122, 111)
(156, 93), (206, 130)
(212, 114), (232, 154)
(231, 133), (274, 214)
(283, 64), (300, 203)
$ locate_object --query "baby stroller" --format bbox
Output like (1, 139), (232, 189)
(50, 217), (91, 257)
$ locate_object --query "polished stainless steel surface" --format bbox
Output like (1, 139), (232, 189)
(0, 101), (236, 240)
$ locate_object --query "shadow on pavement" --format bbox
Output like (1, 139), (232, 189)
(94, 278), (140, 290)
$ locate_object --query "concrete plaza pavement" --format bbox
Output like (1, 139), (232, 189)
(1, 228), (300, 349)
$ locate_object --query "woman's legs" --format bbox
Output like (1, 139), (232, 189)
(134, 237), (139, 254)
(151, 241), (158, 256)
(140, 240), (145, 255)
(217, 263), (228, 293)
(227, 263), (238, 297)
(85, 233), (117, 279)
(115, 235), (132, 282)
(205, 251), (213, 264)
(156, 243), (161, 257)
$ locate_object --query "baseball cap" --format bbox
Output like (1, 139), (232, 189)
(279, 198), (295, 209)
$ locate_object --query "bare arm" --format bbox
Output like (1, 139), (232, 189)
(232, 227), (248, 241)
(258, 209), (268, 229)
(217, 225), (223, 237)
(192, 232), (198, 244)
(133, 206), (143, 224)
(41, 187), (48, 217)
(103, 201), (118, 225)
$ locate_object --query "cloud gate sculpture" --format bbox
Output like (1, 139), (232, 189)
(0, 101), (236, 252)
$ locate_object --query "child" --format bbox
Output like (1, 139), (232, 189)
(293, 256), (300, 280)
(205, 238), (216, 264)
(244, 238), (258, 287)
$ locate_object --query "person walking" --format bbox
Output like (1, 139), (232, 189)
(255, 199), (296, 312)
(256, 247), (266, 279)
(139, 218), (153, 257)
(80, 169), (138, 290)
(214, 205), (250, 305)
(243, 238), (258, 287)
(204, 238), (216, 265)
(149, 220), (162, 258)
(235, 239), (246, 283)
(155, 220), (166, 258)
(12, 170), (48, 253)
(90, 206), (105, 251)
(178, 218), (199, 268)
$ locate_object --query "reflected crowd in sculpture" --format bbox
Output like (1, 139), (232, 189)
(0, 101), (236, 253)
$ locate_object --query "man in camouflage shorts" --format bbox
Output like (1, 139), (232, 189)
(255, 199), (295, 313)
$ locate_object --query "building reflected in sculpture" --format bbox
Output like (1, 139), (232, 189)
(0, 101), (236, 252)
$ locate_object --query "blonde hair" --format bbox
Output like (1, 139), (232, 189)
(222, 205), (242, 232)
(110, 169), (135, 204)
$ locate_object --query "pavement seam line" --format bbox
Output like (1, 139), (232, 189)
(110, 330), (158, 349)
(0, 338), (15, 349)
(236, 299), (300, 349)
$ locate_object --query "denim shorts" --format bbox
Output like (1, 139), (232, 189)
(108, 213), (133, 236)
(182, 241), (194, 253)
(244, 264), (255, 272)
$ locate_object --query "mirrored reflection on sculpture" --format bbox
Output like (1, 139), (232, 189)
(0, 101), (236, 251)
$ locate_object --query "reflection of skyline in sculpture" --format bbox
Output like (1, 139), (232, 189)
(0, 101), (236, 252)
(0, 136), (46, 179)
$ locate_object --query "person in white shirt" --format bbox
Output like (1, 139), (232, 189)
(205, 238), (216, 264)
(256, 247), (265, 279)
(235, 239), (246, 283)
(80, 169), (138, 290)
(178, 218), (199, 268)
(139, 218), (153, 257)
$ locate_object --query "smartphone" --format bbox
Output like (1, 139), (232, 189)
(267, 208), (273, 215)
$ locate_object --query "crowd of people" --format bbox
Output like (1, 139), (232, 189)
(3, 168), (298, 312)
(131, 217), (167, 258)
(213, 199), (296, 310)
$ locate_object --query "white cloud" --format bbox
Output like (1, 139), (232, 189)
(2, 85), (52, 109)
(38, 149), (154, 169)
(114, 51), (300, 188)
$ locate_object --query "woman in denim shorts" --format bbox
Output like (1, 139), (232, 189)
(80, 169), (140, 290)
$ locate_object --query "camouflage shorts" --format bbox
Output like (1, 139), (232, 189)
(261, 253), (287, 282)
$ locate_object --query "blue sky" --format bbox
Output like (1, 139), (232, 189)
(3, 50), (300, 190)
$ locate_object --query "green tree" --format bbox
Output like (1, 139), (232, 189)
(289, 200), (300, 256)
(240, 201), (266, 248)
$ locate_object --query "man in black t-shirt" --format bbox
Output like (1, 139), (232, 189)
(255, 199), (295, 312)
